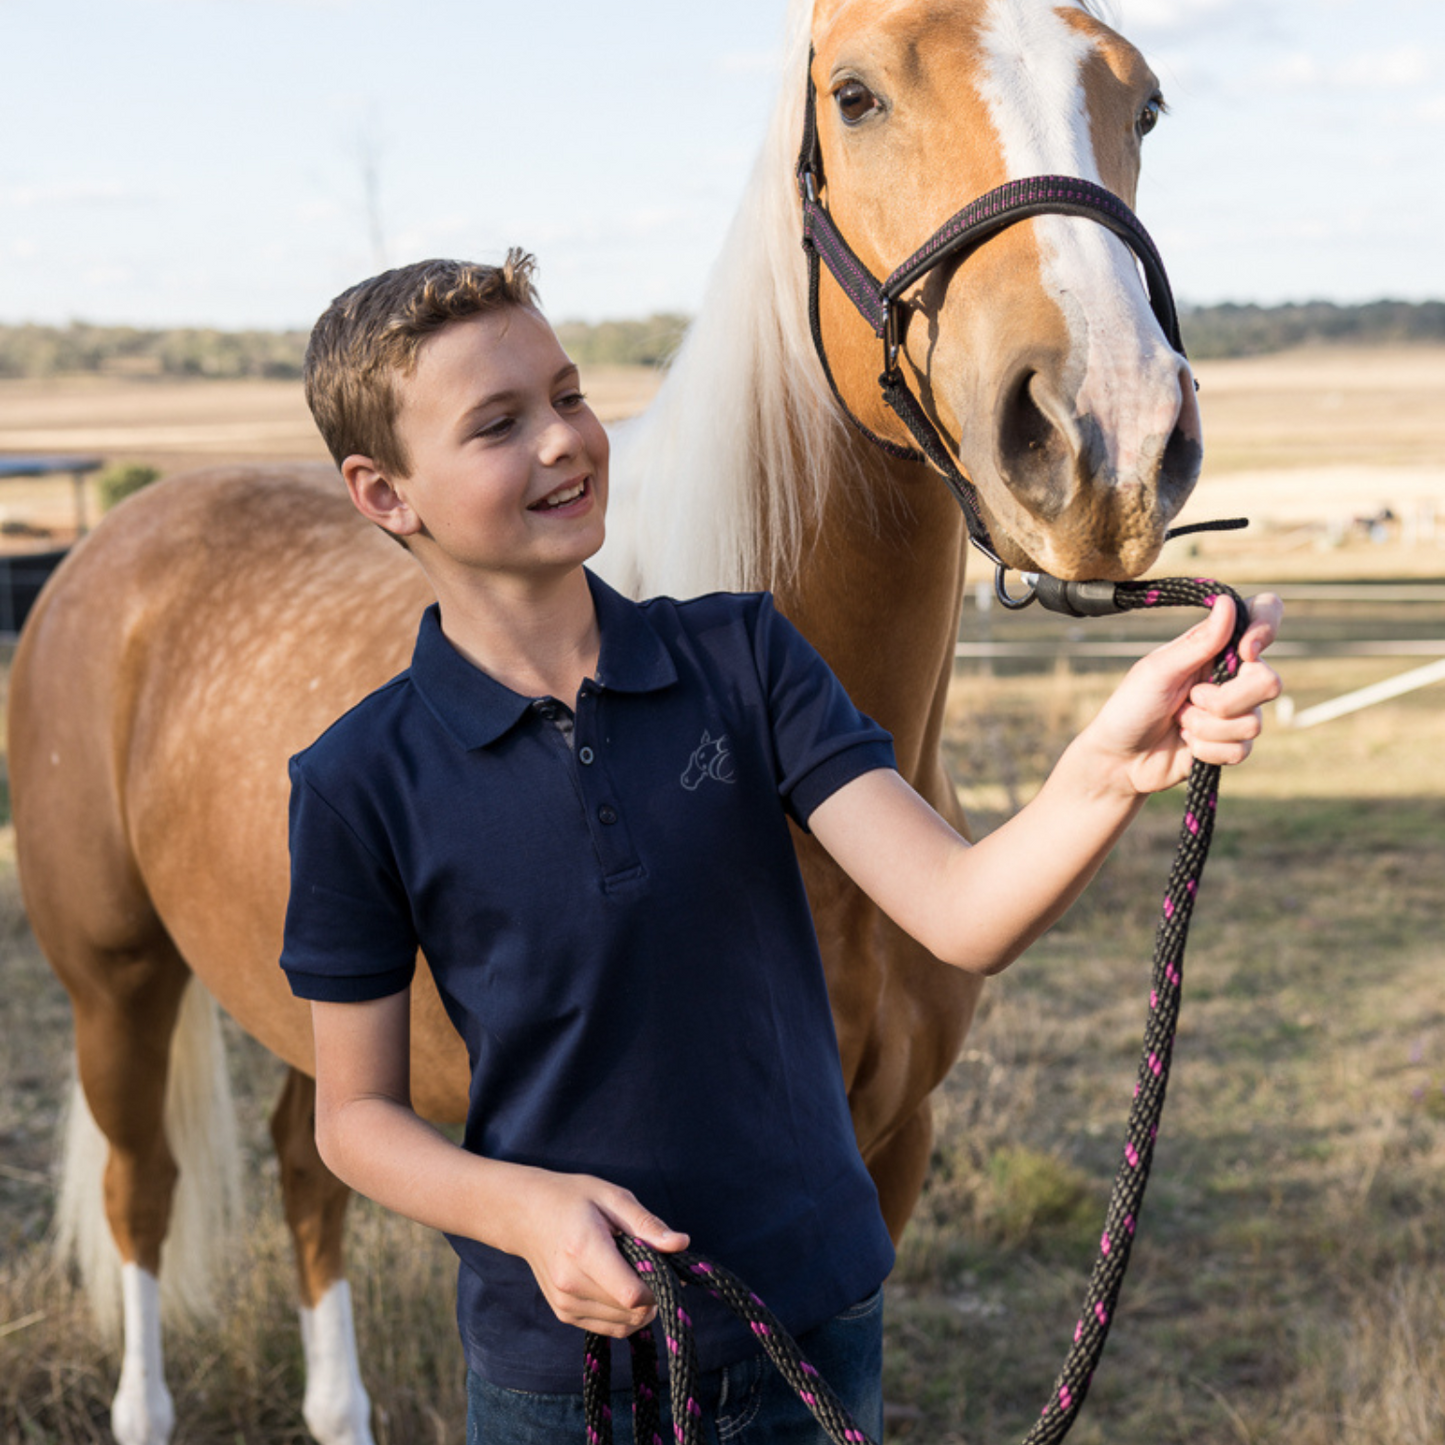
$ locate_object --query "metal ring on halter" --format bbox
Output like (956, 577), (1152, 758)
(994, 564), (1040, 610)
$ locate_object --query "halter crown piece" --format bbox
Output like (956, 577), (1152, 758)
(795, 50), (1188, 596)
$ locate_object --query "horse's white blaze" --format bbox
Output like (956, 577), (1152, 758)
(979, 0), (1189, 482)
(111, 1265), (174, 1445)
(299, 1281), (376, 1445)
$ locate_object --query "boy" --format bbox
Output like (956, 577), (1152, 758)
(283, 251), (1281, 1443)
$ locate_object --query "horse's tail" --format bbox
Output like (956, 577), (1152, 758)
(56, 977), (242, 1342)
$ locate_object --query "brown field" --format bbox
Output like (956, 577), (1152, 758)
(0, 366), (662, 544)
(1, 345), (1443, 575)
(1, 347), (1443, 1442)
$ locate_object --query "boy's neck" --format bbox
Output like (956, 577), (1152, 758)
(427, 563), (601, 704)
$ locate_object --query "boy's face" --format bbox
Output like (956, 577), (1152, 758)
(379, 306), (609, 587)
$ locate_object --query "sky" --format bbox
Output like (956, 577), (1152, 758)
(1, 0), (1442, 330)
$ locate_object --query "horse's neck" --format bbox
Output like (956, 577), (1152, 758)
(605, 356), (969, 792)
(770, 441), (969, 790)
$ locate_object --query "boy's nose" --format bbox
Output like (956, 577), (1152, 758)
(538, 414), (584, 464)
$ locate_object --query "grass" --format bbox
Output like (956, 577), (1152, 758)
(894, 653), (1445, 1444)
(3, 634), (1444, 1442)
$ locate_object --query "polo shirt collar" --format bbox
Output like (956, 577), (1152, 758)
(408, 568), (677, 750)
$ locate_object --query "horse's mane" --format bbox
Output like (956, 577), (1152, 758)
(596, 0), (1114, 600)
(597, 0), (857, 599)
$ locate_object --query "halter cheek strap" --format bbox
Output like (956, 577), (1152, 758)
(795, 55), (1186, 579)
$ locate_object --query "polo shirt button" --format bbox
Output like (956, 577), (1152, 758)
(597, 804), (618, 825)
(578, 746), (595, 765)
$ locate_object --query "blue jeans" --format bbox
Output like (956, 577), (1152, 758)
(466, 1288), (884, 1444)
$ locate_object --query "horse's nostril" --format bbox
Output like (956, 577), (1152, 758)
(996, 370), (1076, 511)
(1160, 423), (1204, 507)
(1002, 372), (1048, 455)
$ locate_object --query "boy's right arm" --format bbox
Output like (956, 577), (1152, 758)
(309, 991), (688, 1336)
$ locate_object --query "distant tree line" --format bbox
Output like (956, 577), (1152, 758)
(553, 313), (690, 368)
(1180, 300), (1445, 359)
(0, 322), (310, 380)
(1, 302), (1441, 380)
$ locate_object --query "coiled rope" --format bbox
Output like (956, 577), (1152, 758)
(584, 576), (1249, 1445)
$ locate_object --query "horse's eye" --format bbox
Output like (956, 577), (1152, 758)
(1137, 93), (1165, 137)
(836, 79), (880, 126)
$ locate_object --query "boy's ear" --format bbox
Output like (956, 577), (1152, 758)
(343, 455), (420, 539)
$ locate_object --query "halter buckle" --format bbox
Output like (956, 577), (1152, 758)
(882, 303), (902, 376)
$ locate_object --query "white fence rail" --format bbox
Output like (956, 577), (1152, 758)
(957, 580), (1445, 729)
(1274, 658), (1445, 729)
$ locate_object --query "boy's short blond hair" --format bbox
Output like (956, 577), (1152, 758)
(305, 250), (539, 478)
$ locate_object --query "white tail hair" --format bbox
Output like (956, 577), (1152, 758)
(55, 976), (242, 1342)
(597, 0), (873, 601)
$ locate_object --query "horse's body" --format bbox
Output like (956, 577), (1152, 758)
(9, 2), (1199, 1441)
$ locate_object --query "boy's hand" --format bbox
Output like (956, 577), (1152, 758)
(1085, 592), (1284, 797)
(507, 1170), (689, 1337)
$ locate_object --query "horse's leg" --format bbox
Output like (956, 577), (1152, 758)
(270, 1067), (376, 1445)
(67, 942), (191, 1445)
(861, 1097), (935, 1245)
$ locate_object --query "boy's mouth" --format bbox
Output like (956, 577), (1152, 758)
(529, 477), (589, 511)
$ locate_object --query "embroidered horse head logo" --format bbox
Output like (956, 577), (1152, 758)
(681, 730), (736, 791)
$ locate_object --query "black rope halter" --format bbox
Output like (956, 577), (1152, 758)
(795, 47), (1186, 594)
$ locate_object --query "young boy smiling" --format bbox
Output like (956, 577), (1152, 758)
(284, 251), (1282, 1443)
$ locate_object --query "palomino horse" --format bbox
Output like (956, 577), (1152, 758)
(9, 1), (1199, 1441)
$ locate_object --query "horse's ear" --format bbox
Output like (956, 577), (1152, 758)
(699, 729), (713, 745)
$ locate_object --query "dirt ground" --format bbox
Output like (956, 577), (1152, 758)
(1, 347), (1442, 576)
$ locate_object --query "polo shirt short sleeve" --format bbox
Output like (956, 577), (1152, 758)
(283, 742), (419, 1002)
(280, 571), (898, 1391)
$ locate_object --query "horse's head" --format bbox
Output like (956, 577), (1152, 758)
(806, 0), (1200, 580)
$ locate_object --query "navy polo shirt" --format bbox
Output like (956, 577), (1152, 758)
(281, 570), (897, 1391)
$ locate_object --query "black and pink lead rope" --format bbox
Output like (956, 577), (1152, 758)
(583, 577), (1250, 1444)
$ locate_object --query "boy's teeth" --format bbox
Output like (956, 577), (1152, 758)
(541, 483), (584, 508)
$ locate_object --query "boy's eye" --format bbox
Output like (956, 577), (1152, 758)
(476, 417), (514, 440)
(557, 390), (588, 410)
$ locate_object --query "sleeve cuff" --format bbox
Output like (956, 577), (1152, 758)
(280, 960), (416, 1003)
(789, 740), (897, 831)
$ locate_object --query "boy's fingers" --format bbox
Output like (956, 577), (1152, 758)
(1148, 596), (1233, 684)
(602, 1195), (690, 1255)
(1169, 593), (1284, 688)
(1246, 591), (1284, 630)
(557, 1242), (655, 1326)
(1190, 670), (1281, 726)
(569, 1193), (689, 1320)
(1240, 592), (1284, 661)
(1180, 695), (1264, 742)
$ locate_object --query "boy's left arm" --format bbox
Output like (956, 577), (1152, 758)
(808, 593), (1283, 977)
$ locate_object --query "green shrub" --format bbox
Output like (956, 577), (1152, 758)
(980, 1145), (1096, 1247)
(98, 463), (161, 512)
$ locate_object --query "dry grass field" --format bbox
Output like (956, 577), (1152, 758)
(2, 346), (1443, 1443)
(2, 345), (1442, 577)
(1177, 348), (1445, 584)
(0, 366), (662, 542)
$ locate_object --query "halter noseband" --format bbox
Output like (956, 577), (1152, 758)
(796, 54), (1187, 587)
